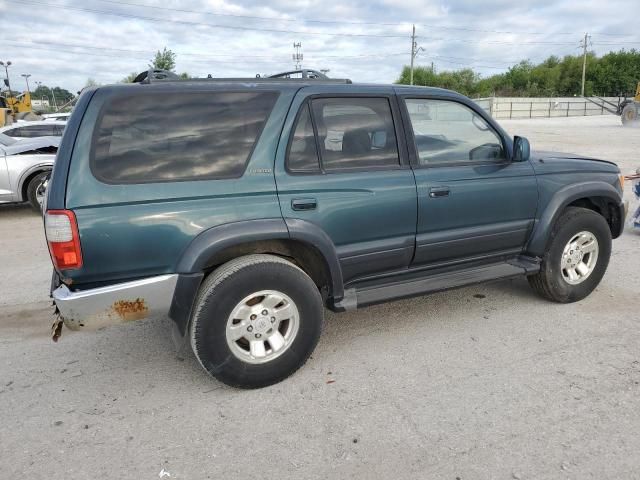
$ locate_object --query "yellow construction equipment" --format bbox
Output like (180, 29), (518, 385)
(0, 91), (34, 127)
(619, 82), (640, 127)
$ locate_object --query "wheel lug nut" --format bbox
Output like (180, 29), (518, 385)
(262, 310), (268, 315)
(247, 325), (253, 332)
(271, 317), (276, 323)
(250, 314), (257, 320)
(255, 333), (261, 338)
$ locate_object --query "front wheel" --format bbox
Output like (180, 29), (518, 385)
(190, 254), (324, 388)
(528, 207), (612, 303)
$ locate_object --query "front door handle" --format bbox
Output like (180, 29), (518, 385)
(429, 187), (450, 198)
(291, 198), (317, 211)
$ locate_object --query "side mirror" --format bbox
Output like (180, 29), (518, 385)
(513, 136), (530, 162)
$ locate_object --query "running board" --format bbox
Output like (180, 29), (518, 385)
(333, 260), (537, 311)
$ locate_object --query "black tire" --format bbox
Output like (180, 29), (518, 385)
(621, 103), (638, 127)
(190, 254), (324, 388)
(528, 207), (611, 303)
(26, 171), (50, 212)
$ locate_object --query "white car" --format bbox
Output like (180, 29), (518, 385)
(0, 120), (66, 140)
(0, 132), (59, 211)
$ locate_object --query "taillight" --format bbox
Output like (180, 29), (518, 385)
(45, 210), (83, 270)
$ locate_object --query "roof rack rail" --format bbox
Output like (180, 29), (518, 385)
(133, 68), (352, 84)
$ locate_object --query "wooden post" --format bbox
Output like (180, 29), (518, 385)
(566, 102), (570, 117)
(509, 102), (513, 119)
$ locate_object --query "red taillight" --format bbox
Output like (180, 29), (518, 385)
(45, 210), (83, 270)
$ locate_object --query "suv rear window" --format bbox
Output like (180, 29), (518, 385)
(91, 91), (278, 183)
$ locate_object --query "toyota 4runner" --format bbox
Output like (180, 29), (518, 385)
(45, 69), (627, 388)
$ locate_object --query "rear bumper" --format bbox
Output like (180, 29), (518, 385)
(52, 274), (178, 331)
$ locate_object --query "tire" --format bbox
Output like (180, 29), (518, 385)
(528, 207), (611, 303)
(190, 254), (324, 388)
(26, 171), (50, 212)
(621, 103), (638, 127)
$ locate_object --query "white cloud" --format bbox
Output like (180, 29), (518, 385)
(0, 0), (638, 93)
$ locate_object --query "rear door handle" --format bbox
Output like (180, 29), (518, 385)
(428, 187), (450, 198)
(291, 198), (317, 211)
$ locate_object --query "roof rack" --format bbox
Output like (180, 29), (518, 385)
(133, 68), (352, 84)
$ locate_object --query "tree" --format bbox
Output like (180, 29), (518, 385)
(121, 72), (139, 83)
(85, 78), (100, 87)
(150, 47), (177, 71)
(396, 49), (640, 97)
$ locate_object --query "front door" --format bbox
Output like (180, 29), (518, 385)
(275, 91), (417, 283)
(400, 96), (538, 268)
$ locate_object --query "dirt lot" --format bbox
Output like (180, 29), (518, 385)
(1, 115), (639, 479)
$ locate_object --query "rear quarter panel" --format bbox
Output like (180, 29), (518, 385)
(63, 86), (296, 286)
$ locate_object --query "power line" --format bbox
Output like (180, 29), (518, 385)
(8, 0), (639, 44)
(93, 0), (635, 37)
(3, 40), (406, 60)
(6, 0), (410, 38)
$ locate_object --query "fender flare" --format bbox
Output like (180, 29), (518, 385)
(170, 218), (344, 338)
(175, 217), (344, 299)
(526, 181), (622, 256)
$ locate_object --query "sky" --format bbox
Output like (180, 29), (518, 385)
(1, 0), (639, 93)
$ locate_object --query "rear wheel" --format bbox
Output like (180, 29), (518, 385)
(26, 171), (50, 212)
(190, 254), (324, 388)
(528, 207), (611, 303)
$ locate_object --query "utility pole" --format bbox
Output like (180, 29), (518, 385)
(409, 25), (424, 85)
(410, 25), (416, 85)
(580, 32), (591, 97)
(21, 73), (31, 95)
(293, 42), (303, 71)
(0, 61), (12, 100)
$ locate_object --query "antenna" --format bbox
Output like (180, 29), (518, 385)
(293, 42), (303, 70)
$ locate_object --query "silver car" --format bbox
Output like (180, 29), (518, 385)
(0, 120), (66, 140)
(0, 132), (59, 211)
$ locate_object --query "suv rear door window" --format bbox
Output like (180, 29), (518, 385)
(310, 97), (400, 172)
(92, 91), (278, 183)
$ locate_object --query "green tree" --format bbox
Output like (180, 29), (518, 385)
(150, 47), (177, 71)
(396, 49), (640, 97)
(121, 72), (139, 83)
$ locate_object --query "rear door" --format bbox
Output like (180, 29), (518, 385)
(275, 88), (417, 283)
(400, 95), (538, 267)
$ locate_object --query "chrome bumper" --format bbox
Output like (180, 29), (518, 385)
(52, 274), (178, 331)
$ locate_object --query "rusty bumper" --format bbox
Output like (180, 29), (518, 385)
(52, 274), (179, 331)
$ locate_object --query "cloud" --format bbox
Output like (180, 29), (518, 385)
(0, 0), (638, 93)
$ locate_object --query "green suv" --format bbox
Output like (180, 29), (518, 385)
(45, 69), (627, 388)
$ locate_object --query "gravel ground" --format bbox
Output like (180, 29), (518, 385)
(1, 115), (639, 479)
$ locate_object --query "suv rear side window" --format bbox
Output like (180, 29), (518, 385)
(287, 104), (321, 173)
(310, 97), (400, 172)
(92, 91), (278, 183)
